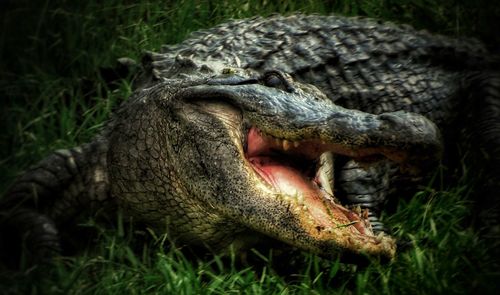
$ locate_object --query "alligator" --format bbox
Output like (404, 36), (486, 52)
(1, 14), (499, 266)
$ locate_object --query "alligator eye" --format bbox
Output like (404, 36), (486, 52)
(262, 70), (295, 93)
(264, 74), (283, 87)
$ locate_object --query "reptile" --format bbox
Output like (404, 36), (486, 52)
(1, 14), (499, 266)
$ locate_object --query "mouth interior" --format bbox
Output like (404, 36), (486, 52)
(245, 127), (374, 236)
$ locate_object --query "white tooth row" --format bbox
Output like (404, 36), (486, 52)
(275, 138), (300, 151)
(258, 129), (301, 151)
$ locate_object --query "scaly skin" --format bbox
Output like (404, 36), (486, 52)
(1, 14), (499, 266)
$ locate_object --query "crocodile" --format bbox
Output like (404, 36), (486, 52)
(1, 14), (499, 266)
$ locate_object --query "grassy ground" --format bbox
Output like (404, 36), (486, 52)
(1, 0), (499, 294)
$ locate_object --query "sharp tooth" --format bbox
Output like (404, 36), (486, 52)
(275, 138), (281, 145)
(283, 139), (291, 151)
(316, 152), (335, 196)
(293, 141), (300, 148)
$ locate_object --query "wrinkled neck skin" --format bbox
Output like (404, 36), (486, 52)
(107, 58), (442, 261)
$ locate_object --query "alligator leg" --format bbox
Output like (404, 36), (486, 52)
(0, 140), (110, 268)
(336, 160), (399, 234)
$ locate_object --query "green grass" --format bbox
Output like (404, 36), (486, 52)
(1, 0), (499, 294)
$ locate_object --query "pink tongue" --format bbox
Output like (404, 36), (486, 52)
(249, 157), (315, 196)
(249, 157), (358, 230)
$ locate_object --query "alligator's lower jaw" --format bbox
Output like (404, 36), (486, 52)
(246, 127), (374, 237)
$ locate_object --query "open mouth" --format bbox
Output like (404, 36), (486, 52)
(244, 126), (377, 238)
(175, 81), (442, 259)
